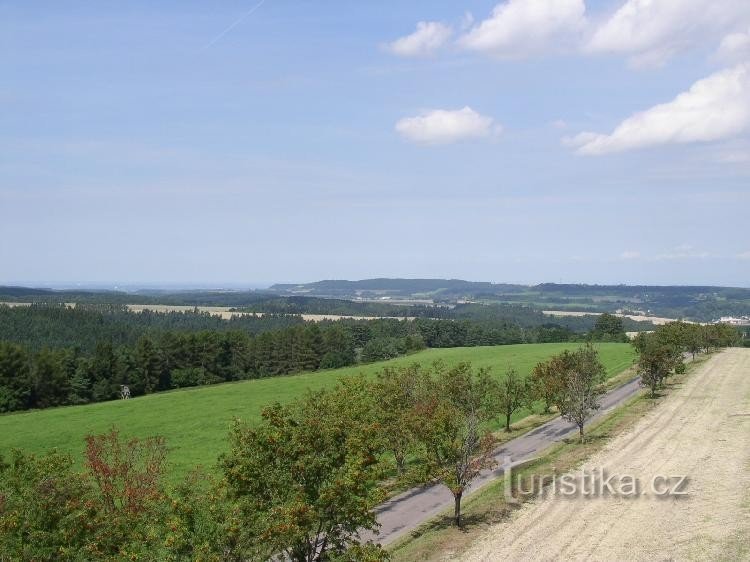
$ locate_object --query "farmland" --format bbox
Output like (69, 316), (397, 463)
(0, 343), (635, 480)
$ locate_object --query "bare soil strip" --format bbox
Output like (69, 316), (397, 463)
(461, 348), (750, 561)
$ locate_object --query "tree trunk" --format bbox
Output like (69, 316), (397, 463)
(453, 491), (463, 527)
(505, 412), (512, 432)
(578, 423), (585, 443)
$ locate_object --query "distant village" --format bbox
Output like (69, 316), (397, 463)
(716, 316), (750, 326)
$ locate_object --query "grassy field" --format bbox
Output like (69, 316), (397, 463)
(0, 343), (635, 480)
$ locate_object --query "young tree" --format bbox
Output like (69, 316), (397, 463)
(638, 337), (681, 398)
(529, 355), (566, 413)
(554, 346), (606, 442)
(493, 367), (529, 432)
(412, 363), (497, 527)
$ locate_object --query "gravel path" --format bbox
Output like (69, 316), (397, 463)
(460, 348), (750, 561)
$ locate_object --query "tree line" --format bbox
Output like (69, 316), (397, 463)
(0, 305), (602, 414)
(632, 321), (740, 397)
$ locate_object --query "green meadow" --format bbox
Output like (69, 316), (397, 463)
(0, 343), (635, 480)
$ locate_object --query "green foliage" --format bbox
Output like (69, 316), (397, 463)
(0, 343), (636, 482)
(487, 367), (531, 432)
(0, 342), (32, 412)
(590, 313), (627, 342)
(633, 321), (739, 398)
(221, 384), (387, 561)
(409, 363), (498, 526)
(546, 345), (607, 441)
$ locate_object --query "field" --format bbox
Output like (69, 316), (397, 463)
(0, 343), (635, 480)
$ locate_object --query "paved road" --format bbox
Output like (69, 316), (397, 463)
(368, 375), (644, 545)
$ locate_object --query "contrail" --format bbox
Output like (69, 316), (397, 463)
(201, 0), (267, 51)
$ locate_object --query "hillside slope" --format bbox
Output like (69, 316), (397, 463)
(0, 343), (634, 480)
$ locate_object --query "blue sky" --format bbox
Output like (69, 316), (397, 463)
(1, 0), (749, 287)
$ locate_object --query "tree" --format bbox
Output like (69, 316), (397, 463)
(134, 336), (164, 394)
(529, 355), (566, 413)
(31, 348), (72, 409)
(222, 386), (387, 561)
(412, 363), (497, 527)
(493, 367), (529, 432)
(553, 346), (606, 442)
(0, 342), (32, 412)
(638, 337), (681, 398)
(372, 364), (428, 475)
(0, 449), (91, 559)
(591, 313), (626, 342)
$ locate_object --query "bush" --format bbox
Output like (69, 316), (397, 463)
(674, 362), (686, 374)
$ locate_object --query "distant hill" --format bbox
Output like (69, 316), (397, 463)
(2, 280), (749, 322)
(269, 278), (527, 298)
(267, 279), (750, 322)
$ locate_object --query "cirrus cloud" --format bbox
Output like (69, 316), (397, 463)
(566, 63), (750, 155)
(385, 21), (453, 57)
(395, 107), (500, 145)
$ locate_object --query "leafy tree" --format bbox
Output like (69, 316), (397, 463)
(638, 337), (681, 398)
(411, 363), (497, 526)
(492, 367), (529, 432)
(529, 354), (566, 413)
(221, 386), (387, 561)
(373, 364), (429, 475)
(553, 346), (606, 442)
(0, 450), (92, 560)
(591, 313), (626, 342)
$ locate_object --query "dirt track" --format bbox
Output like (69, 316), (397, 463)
(461, 348), (750, 561)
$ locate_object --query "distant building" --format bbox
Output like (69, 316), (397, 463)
(716, 316), (750, 326)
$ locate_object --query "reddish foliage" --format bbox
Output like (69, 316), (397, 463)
(84, 428), (167, 515)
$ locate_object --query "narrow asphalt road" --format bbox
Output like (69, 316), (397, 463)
(368, 375), (644, 546)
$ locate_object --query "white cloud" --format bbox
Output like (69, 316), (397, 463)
(587, 0), (750, 67)
(386, 21), (453, 57)
(717, 27), (750, 62)
(654, 245), (710, 261)
(737, 251), (750, 260)
(620, 250), (641, 260)
(458, 0), (586, 58)
(395, 107), (500, 145)
(567, 64), (750, 155)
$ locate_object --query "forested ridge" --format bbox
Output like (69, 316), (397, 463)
(4, 281), (750, 321)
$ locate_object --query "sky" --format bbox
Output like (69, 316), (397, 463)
(1, 0), (749, 288)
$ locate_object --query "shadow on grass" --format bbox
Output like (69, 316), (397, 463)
(405, 503), (517, 539)
(561, 433), (610, 445)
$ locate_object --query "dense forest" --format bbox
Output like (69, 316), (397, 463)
(0, 303), (607, 414)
